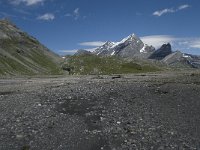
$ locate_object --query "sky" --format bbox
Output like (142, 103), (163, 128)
(0, 0), (200, 55)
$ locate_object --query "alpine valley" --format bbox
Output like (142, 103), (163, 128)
(1, 17), (200, 150)
(1, 19), (200, 76)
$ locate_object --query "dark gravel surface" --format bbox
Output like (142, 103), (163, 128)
(0, 72), (200, 150)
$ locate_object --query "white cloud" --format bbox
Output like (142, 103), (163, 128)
(13, 8), (31, 15)
(189, 39), (200, 48)
(60, 36), (200, 55)
(141, 35), (200, 53)
(153, 4), (190, 17)
(74, 8), (80, 20)
(141, 35), (176, 48)
(59, 50), (78, 53)
(0, 11), (17, 18)
(79, 41), (106, 47)
(65, 8), (82, 20)
(153, 9), (175, 17)
(178, 4), (190, 10)
(59, 47), (97, 54)
(85, 47), (97, 52)
(59, 47), (98, 55)
(10, 0), (45, 6)
(74, 8), (79, 15)
(37, 13), (55, 21)
(59, 40), (105, 55)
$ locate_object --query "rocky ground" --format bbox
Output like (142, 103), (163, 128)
(0, 71), (200, 150)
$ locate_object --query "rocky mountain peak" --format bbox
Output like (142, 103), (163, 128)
(160, 43), (172, 51)
(149, 43), (172, 60)
(117, 33), (141, 44)
(124, 33), (136, 40)
(92, 33), (155, 58)
(104, 41), (115, 47)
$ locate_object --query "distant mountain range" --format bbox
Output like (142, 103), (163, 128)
(0, 19), (199, 77)
(0, 19), (62, 76)
(75, 34), (200, 68)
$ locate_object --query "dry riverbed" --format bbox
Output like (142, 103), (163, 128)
(0, 71), (200, 150)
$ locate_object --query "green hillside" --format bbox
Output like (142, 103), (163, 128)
(0, 20), (62, 76)
(63, 55), (161, 75)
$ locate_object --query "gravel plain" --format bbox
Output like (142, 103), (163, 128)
(0, 71), (200, 150)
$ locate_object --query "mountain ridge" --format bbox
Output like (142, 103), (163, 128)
(75, 33), (200, 69)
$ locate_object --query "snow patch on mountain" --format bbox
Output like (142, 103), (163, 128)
(111, 34), (138, 48)
(183, 54), (191, 58)
(111, 51), (115, 56)
(140, 44), (148, 53)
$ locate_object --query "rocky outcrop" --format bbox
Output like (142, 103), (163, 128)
(162, 51), (200, 68)
(149, 43), (172, 60)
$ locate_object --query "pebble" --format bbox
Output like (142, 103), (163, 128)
(117, 121), (121, 124)
(16, 134), (24, 139)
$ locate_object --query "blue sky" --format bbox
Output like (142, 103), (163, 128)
(0, 0), (200, 55)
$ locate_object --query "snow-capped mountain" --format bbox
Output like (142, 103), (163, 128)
(93, 34), (155, 58)
(93, 41), (115, 55)
(74, 33), (200, 69)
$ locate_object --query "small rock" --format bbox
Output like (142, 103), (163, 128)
(117, 121), (121, 124)
(100, 117), (105, 121)
(16, 134), (24, 139)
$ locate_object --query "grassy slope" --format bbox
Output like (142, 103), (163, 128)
(0, 38), (62, 76)
(64, 55), (161, 75)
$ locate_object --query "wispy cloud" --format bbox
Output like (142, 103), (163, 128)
(141, 35), (176, 48)
(141, 35), (200, 52)
(37, 13), (55, 21)
(188, 39), (200, 48)
(153, 4), (190, 17)
(0, 11), (18, 18)
(85, 47), (98, 52)
(65, 8), (82, 20)
(178, 4), (190, 10)
(13, 8), (31, 15)
(79, 41), (106, 47)
(60, 36), (200, 55)
(73, 8), (80, 20)
(153, 9), (175, 17)
(59, 50), (78, 53)
(59, 47), (97, 54)
(10, 0), (45, 6)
